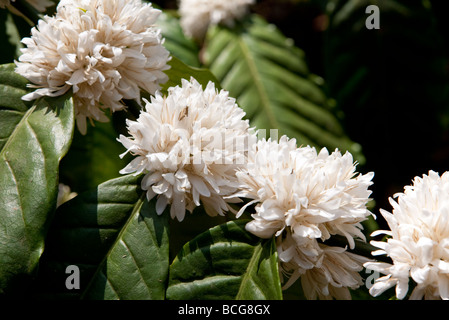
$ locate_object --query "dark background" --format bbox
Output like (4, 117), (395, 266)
(153, 0), (449, 230)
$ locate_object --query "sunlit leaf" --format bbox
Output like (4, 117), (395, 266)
(38, 175), (170, 300)
(0, 63), (74, 293)
(167, 220), (282, 300)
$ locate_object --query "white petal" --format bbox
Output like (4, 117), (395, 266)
(142, 172), (162, 189)
(396, 278), (409, 300)
(438, 276), (449, 300)
(369, 278), (396, 297)
(156, 195), (168, 215)
(410, 265), (430, 284)
(152, 180), (170, 194)
(66, 69), (86, 87)
(189, 175), (211, 197)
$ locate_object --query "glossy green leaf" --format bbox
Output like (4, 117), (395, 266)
(0, 63), (74, 293)
(158, 11), (201, 68)
(162, 56), (221, 93)
(38, 174), (170, 300)
(203, 15), (363, 163)
(167, 220), (282, 300)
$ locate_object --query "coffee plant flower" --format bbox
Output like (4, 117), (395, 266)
(118, 77), (254, 221)
(179, 0), (255, 40)
(237, 136), (374, 246)
(299, 242), (370, 300)
(15, 0), (171, 134)
(236, 136), (374, 299)
(365, 170), (449, 300)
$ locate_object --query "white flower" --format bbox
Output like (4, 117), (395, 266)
(0, 0), (53, 12)
(365, 170), (449, 300)
(236, 136), (374, 299)
(15, 0), (171, 134)
(276, 230), (370, 300)
(299, 245), (369, 300)
(118, 77), (254, 221)
(178, 0), (255, 40)
(238, 136), (374, 245)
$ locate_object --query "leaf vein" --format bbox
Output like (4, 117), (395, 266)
(120, 237), (152, 297)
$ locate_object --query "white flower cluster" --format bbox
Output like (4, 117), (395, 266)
(16, 0), (449, 301)
(365, 170), (449, 300)
(235, 136), (375, 299)
(274, 227), (370, 299)
(118, 77), (253, 221)
(15, 0), (170, 134)
(115, 72), (376, 298)
(178, 0), (255, 40)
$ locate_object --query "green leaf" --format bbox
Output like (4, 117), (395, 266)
(162, 56), (221, 93)
(38, 174), (170, 300)
(0, 63), (74, 293)
(158, 11), (201, 68)
(168, 206), (229, 262)
(203, 14), (363, 163)
(167, 220), (282, 300)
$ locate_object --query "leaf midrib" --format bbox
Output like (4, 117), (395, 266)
(237, 35), (279, 130)
(235, 242), (263, 300)
(0, 103), (36, 156)
(0, 104), (38, 254)
(80, 192), (147, 299)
